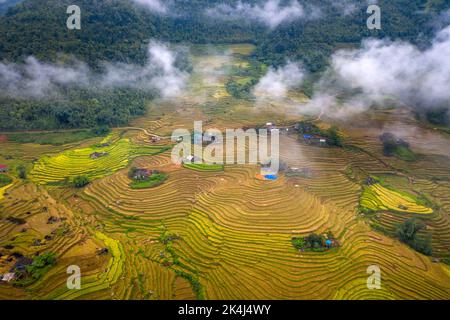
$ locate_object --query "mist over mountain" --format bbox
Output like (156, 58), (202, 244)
(0, 41), (188, 100)
(0, 0), (449, 129)
(1, 0), (447, 69)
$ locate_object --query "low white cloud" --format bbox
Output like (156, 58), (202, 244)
(131, 0), (167, 14)
(100, 41), (188, 98)
(254, 62), (305, 99)
(0, 57), (90, 99)
(298, 25), (450, 118)
(206, 0), (317, 29)
(0, 41), (188, 100)
(330, 0), (358, 16)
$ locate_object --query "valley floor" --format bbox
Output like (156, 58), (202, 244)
(0, 44), (449, 300)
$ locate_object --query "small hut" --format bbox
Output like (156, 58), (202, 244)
(90, 152), (109, 159)
(132, 169), (151, 180)
(0, 273), (16, 282)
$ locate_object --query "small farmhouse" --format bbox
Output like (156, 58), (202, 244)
(90, 152), (109, 159)
(133, 169), (152, 180)
(0, 273), (16, 282)
(303, 134), (327, 146)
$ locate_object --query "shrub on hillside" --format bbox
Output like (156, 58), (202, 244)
(72, 175), (90, 188)
(395, 219), (433, 256)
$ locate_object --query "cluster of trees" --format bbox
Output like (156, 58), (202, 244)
(292, 231), (336, 252)
(225, 78), (258, 99)
(0, 173), (13, 187)
(379, 132), (416, 161)
(17, 164), (27, 179)
(225, 59), (266, 99)
(416, 108), (450, 126)
(296, 121), (343, 147)
(72, 175), (90, 188)
(380, 132), (409, 156)
(395, 218), (433, 256)
(12, 252), (57, 287)
(326, 126), (343, 147)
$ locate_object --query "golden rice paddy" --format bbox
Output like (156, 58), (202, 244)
(0, 45), (448, 300)
(361, 183), (433, 214)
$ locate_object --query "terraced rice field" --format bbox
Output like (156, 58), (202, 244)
(183, 163), (224, 172)
(47, 232), (125, 300)
(30, 136), (169, 185)
(0, 182), (13, 201)
(361, 183), (433, 214)
(0, 45), (449, 300)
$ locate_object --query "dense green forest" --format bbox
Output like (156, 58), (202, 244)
(2, 0), (447, 69)
(254, 0), (447, 71)
(0, 88), (149, 130)
(0, 0), (449, 130)
(0, 0), (262, 67)
(0, 0), (450, 70)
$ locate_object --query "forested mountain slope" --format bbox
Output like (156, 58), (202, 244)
(0, 0), (449, 130)
(1, 0), (448, 69)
